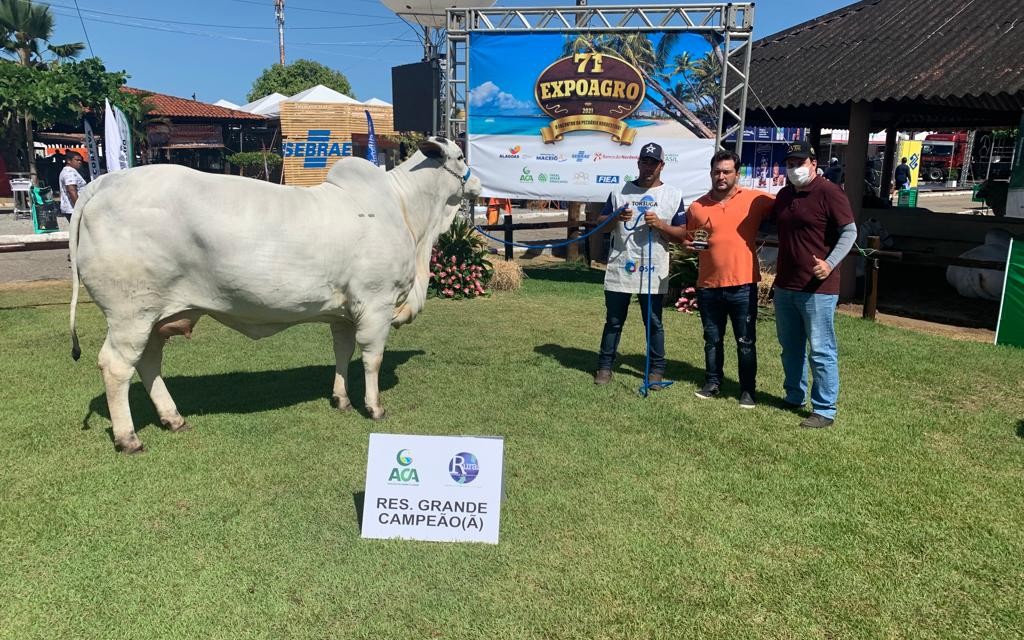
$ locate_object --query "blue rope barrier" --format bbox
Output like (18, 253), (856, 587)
(471, 207), (621, 250)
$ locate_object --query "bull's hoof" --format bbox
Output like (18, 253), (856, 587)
(331, 395), (354, 411)
(161, 416), (191, 432)
(369, 407), (388, 421)
(116, 440), (145, 455)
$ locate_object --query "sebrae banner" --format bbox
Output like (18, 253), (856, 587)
(467, 32), (717, 203)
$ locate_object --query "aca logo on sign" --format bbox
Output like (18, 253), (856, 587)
(520, 167), (534, 183)
(282, 130), (352, 168)
(448, 452), (480, 484)
(388, 449), (420, 484)
(596, 175), (619, 184)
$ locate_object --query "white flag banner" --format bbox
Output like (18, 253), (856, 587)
(83, 119), (102, 180)
(115, 105), (132, 168)
(104, 99), (130, 172)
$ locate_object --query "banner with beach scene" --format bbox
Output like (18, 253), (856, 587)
(467, 31), (719, 203)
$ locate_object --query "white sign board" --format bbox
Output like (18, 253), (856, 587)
(361, 433), (505, 544)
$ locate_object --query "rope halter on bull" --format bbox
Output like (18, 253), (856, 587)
(469, 201), (672, 398)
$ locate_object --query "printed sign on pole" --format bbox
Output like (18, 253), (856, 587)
(362, 433), (505, 544)
(898, 140), (923, 188)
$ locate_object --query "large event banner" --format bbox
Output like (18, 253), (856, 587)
(467, 32), (717, 203)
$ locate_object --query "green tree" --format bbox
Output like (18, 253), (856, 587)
(247, 59), (354, 103)
(0, 59), (146, 177)
(0, 0), (86, 181)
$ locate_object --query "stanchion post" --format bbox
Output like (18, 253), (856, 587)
(503, 213), (514, 261)
(862, 235), (881, 320)
(566, 202), (582, 262)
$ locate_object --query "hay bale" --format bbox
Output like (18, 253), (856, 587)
(757, 269), (775, 307)
(490, 260), (525, 291)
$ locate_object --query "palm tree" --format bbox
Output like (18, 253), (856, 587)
(563, 32), (714, 138)
(0, 0), (85, 182)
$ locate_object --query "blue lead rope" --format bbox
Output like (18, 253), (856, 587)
(623, 210), (674, 397)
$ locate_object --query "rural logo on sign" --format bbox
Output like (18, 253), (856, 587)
(448, 452), (480, 484)
(282, 129), (353, 168)
(534, 52), (645, 145)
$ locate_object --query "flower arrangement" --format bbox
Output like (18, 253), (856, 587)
(430, 216), (493, 299)
(674, 287), (699, 314)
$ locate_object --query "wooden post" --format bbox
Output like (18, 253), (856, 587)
(862, 235), (881, 320)
(566, 202), (582, 261)
(503, 213), (514, 261)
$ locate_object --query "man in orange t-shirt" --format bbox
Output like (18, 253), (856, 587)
(679, 150), (774, 407)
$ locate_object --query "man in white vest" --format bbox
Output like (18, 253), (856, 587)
(594, 142), (686, 387)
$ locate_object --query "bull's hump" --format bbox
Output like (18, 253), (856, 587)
(325, 157), (388, 188)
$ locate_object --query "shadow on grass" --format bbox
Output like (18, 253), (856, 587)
(522, 263), (604, 285)
(353, 491), (365, 529)
(1016, 420), (1024, 439)
(534, 343), (705, 388)
(83, 350), (426, 436)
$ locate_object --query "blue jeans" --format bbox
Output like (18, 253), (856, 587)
(597, 291), (665, 373)
(773, 288), (840, 418)
(697, 284), (758, 392)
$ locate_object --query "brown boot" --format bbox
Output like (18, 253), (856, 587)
(648, 372), (664, 390)
(593, 369), (612, 385)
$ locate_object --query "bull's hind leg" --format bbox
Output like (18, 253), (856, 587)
(136, 334), (190, 432)
(98, 323), (154, 453)
(330, 321), (356, 411)
(356, 317), (392, 420)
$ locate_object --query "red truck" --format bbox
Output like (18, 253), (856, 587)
(919, 132), (968, 182)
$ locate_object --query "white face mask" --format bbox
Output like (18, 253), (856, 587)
(787, 165), (814, 187)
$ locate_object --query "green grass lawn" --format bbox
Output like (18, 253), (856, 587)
(1, 265), (1022, 639)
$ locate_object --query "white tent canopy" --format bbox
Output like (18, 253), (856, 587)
(213, 99), (240, 109)
(240, 92), (287, 117)
(287, 84), (360, 105)
(362, 97), (392, 107)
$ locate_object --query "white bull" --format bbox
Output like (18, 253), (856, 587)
(70, 137), (480, 453)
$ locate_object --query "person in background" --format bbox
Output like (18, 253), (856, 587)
(894, 157), (912, 190)
(58, 151), (87, 228)
(594, 142), (686, 388)
(772, 140), (857, 429)
(824, 158), (844, 184)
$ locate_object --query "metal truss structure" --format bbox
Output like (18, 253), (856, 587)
(444, 3), (755, 155)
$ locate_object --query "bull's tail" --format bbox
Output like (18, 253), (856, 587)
(69, 182), (94, 361)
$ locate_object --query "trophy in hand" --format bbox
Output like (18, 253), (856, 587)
(690, 220), (711, 251)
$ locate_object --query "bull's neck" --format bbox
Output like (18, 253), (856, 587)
(386, 164), (460, 324)
(387, 166), (456, 248)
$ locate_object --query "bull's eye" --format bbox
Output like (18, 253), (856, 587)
(458, 155), (464, 161)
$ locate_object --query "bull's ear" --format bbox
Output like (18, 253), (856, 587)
(418, 138), (445, 159)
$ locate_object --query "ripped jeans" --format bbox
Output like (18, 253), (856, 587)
(696, 283), (758, 392)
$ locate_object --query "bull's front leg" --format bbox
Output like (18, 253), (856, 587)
(355, 316), (392, 420)
(330, 321), (356, 411)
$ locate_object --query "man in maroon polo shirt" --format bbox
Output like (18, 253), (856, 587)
(772, 140), (857, 428)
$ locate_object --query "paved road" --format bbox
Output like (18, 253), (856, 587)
(0, 190), (1000, 285)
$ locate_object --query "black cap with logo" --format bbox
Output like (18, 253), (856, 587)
(785, 139), (816, 159)
(638, 142), (664, 162)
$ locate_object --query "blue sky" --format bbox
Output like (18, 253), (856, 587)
(42, 0), (853, 105)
